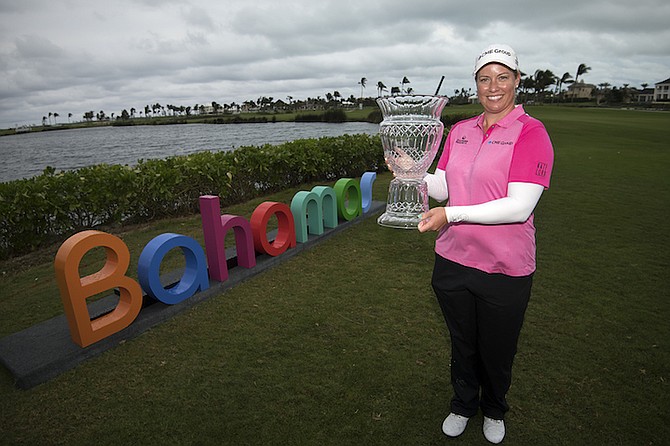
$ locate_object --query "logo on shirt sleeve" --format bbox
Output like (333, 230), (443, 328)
(455, 136), (469, 145)
(536, 162), (548, 177)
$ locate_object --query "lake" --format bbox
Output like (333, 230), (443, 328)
(0, 122), (379, 183)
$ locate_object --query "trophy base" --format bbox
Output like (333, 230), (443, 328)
(377, 212), (423, 229)
(377, 178), (428, 230)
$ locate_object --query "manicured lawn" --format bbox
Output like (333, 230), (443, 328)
(0, 106), (668, 445)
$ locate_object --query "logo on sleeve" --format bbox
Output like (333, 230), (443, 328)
(455, 136), (469, 145)
(536, 162), (548, 177)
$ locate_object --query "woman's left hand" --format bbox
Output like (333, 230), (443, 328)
(418, 207), (448, 232)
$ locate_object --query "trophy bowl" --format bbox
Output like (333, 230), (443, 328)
(376, 95), (448, 229)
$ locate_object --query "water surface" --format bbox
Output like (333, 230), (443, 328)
(0, 122), (379, 183)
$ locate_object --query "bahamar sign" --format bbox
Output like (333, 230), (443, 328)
(54, 173), (377, 348)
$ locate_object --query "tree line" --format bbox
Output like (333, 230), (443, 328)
(38, 75), (416, 125)
(38, 64), (658, 126)
(448, 63), (596, 105)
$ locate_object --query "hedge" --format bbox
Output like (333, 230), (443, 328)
(0, 133), (385, 259)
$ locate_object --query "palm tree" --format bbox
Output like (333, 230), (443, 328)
(520, 75), (535, 103)
(556, 72), (574, 102)
(569, 64), (591, 102)
(574, 63), (591, 84)
(622, 83), (631, 103)
(534, 70), (556, 102)
(596, 82), (611, 105)
(68, 112), (72, 123)
(358, 77), (367, 99)
(48, 112), (52, 125)
(377, 81), (387, 97)
(53, 112), (59, 124)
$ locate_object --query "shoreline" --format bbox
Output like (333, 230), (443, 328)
(0, 108), (379, 137)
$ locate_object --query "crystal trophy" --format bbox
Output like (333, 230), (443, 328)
(376, 95), (448, 229)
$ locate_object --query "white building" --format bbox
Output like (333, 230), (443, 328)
(654, 77), (670, 102)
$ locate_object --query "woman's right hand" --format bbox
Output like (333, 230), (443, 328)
(418, 207), (448, 233)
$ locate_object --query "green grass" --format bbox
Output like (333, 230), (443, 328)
(1, 106), (669, 445)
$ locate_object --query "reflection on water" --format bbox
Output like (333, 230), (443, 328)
(0, 122), (379, 183)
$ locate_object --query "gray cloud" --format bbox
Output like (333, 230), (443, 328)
(0, 0), (668, 127)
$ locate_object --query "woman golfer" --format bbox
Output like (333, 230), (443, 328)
(418, 43), (554, 444)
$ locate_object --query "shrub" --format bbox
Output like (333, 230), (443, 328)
(0, 134), (384, 259)
(322, 109), (346, 123)
(366, 109), (382, 124)
(294, 113), (322, 122)
(294, 109), (346, 123)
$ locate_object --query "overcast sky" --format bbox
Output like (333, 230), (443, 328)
(1, 0), (669, 127)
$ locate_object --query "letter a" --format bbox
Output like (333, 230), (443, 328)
(54, 230), (143, 348)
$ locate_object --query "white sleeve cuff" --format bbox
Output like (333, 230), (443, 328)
(445, 182), (545, 224)
(424, 168), (448, 202)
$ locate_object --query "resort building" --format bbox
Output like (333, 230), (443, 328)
(637, 88), (655, 103)
(564, 81), (595, 101)
(654, 77), (670, 102)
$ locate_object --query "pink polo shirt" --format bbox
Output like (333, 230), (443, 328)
(435, 105), (554, 276)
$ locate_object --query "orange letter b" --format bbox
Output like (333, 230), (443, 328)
(54, 230), (143, 348)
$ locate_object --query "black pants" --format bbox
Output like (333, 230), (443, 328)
(431, 254), (532, 420)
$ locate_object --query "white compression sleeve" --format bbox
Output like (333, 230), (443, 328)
(424, 168), (448, 202)
(445, 182), (545, 224)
